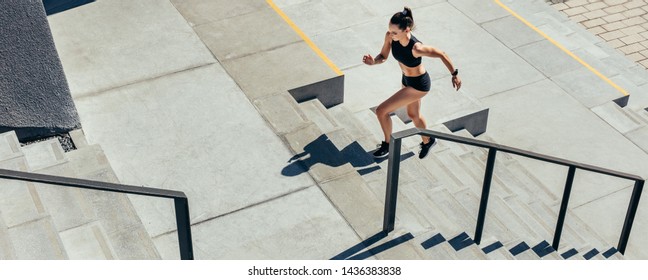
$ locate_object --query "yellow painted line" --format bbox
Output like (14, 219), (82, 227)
(494, 0), (628, 96)
(266, 0), (343, 76)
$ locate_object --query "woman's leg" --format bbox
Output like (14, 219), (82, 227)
(406, 99), (430, 144)
(375, 87), (427, 143)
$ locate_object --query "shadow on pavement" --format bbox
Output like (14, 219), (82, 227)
(281, 134), (415, 177)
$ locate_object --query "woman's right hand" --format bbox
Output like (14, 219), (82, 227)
(363, 54), (375, 65)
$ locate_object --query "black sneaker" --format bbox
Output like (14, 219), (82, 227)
(373, 141), (389, 158)
(418, 138), (436, 159)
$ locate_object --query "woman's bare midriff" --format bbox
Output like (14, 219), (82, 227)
(399, 62), (426, 77)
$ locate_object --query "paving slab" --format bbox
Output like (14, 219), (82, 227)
(481, 15), (545, 49)
(47, 0), (216, 97)
(448, 0), (510, 24)
(514, 39), (584, 78)
(278, 0), (373, 37)
(194, 8), (301, 61)
(171, 0), (268, 26)
(221, 41), (338, 101)
(155, 186), (362, 259)
(74, 64), (316, 237)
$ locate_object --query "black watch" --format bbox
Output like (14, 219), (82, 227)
(452, 69), (459, 76)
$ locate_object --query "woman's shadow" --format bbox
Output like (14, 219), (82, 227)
(282, 134), (414, 177)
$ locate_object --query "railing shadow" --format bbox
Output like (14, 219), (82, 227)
(330, 231), (415, 260)
(282, 134), (414, 177)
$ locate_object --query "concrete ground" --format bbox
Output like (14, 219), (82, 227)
(46, 0), (648, 259)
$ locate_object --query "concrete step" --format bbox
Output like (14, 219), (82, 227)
(328, 104), (376, 142)
(68, 129), (88, 149)
(414, 231), (461, 260)
(58, 220), (118, 260)
(253, 91), (311, 136)
(318, 171), (385, 239)
(504, 161), (560, 203)
(7, 217), (67, 259)
(297, 99), (340, 134)
(0, 157), (48, 228)
(3, 141), (160, 259)
(0, 215), (16, 259)
(525, 200), (589, 251)
(20, 138), (67, 171)
(0, 131), (23, 161)
(592, 101), (645, 134)
(451, 188), (516, 245)
(426, 188), (477, 235)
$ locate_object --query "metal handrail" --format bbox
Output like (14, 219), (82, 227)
(383, 128), (645, 255)
(0, 168), (194, 260)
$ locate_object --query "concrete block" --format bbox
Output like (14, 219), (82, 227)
(0, 131), (22, 161)
(21, 138), (67, 171)
(68, 129), (87, 149)
(443, 108), (489, 137)
(289, 75), (345, 109)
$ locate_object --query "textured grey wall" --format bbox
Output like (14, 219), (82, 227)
(0, 0), (81, 141)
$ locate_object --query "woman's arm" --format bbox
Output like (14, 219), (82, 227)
(363, 32), (392, 65)
(413, 44), (462, 90)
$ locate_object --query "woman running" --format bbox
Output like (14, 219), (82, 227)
(363, 7), (461, 159)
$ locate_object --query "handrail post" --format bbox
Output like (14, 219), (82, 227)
(475, 148), (497, 245)
(618, 180), (644, 254)
(174, 197), (194, 260)
(383, 137), (402, 233)
(553, 166), (576, 251)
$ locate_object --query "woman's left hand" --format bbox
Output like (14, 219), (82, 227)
(452, 76), (462, 91)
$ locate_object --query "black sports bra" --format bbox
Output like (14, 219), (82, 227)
(391, 34), (422, 67)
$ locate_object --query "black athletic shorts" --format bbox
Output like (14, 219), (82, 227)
(401, 72), (431, 92)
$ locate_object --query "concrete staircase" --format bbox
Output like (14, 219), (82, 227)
(272, 95), (628, 260)
(0, 130), (159, 259)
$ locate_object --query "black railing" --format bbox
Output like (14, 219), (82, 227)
(0, 168), (193, 260)
(383, 128), (645, 255)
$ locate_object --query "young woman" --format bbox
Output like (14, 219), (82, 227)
(363, 7), (461, 159)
